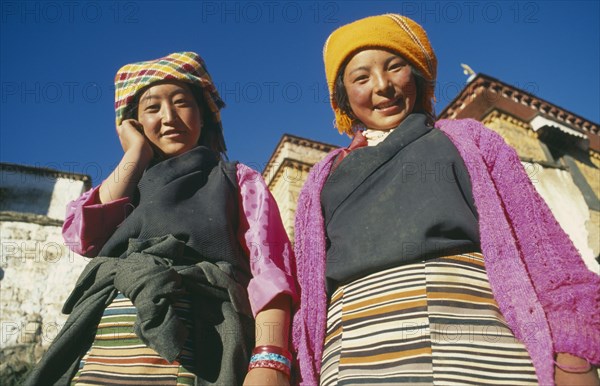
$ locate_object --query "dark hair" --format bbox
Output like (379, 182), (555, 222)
(189, 85), (227, 158)
(334, 59), (434, 130)
(123, 82), (227, 159)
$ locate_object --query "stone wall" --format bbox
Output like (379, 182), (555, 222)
(482, 111), (548, 161)
(263, 136), (335, 240)
(522, 161), (598, 272)
(571, 153), (600, 257)
(482, 111), (600, 273)
(589, 210), (600, 259)
(0, 163), (90, 383)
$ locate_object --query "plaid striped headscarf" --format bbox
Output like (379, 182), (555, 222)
(114, 52), (225, 131)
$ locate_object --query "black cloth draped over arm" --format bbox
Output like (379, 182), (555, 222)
(25, 235), (254, 386)
(25, 147), (254, 386)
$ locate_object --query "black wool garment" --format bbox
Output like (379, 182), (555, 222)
(99, 146), (251, 287)
(322, 114), (481, 294)
(25, 146), (254, 386)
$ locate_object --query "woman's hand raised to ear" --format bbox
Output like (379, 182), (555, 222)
(98, 120), (154, 204)
(117, 119), (154, 160)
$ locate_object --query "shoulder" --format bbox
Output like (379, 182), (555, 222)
(219, 159), (239, 172)
(310, 148), (344, 176)
(235, 162), (259, 177)
(235, 163), (270, 189)
(436, 118), (487, 136)
(436, 118), (509, 149)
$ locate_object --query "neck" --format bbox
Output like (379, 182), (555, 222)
(363, 127), (395, 146)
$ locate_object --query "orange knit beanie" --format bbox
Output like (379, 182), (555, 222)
(323, 14), (437, 135)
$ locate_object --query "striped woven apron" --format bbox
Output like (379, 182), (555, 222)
(71, 293), (196, 386)
(320, 253), (538, 385)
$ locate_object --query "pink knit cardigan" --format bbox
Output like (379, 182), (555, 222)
(292, 119), (600, 386)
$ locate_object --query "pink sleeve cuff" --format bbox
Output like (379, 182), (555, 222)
(247, 265), (298, 316)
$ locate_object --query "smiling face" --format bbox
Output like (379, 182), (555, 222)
(137, 80), (203, 158)
(342, 49), (417, 131)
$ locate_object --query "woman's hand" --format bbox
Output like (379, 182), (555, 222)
(243, 368), (290, 386)
(98, 120), (154, 203)
(117, 119), (154, 162)
(555, 353), (599, 386)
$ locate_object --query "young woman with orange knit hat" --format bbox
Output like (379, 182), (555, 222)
(25, 52), (296, 386)
(292, 14), (599, 386)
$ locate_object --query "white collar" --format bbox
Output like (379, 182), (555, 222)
(362, 128), (395, 146)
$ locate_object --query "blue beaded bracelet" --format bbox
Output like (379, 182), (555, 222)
(249, 352), (291, 368)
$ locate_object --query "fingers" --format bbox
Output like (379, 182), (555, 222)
(116, 119), (151, 155)
(118, 119), (144, 134)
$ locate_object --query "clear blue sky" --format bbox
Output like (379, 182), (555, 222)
(1, 0), (599, 186)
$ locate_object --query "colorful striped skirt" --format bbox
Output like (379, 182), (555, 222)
(71, 293), (196, 386)
(320, 253), (538, 385)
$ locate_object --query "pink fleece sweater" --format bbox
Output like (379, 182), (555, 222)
(292, 119), (600, 386)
